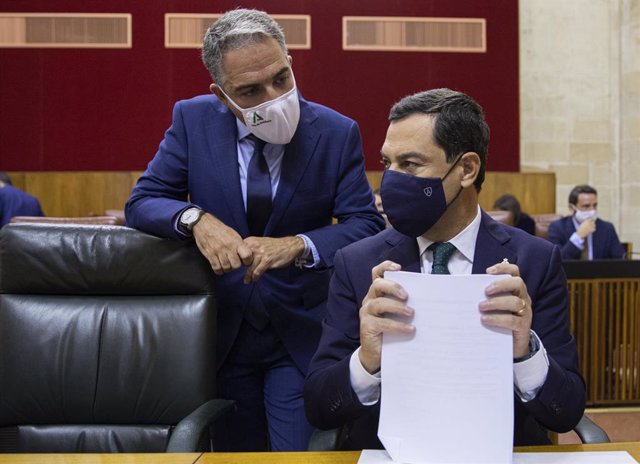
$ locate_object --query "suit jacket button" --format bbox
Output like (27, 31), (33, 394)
(550, 400), (562, 415)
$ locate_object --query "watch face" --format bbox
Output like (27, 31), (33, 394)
(182, 208), (201, 226)
(183, 209), (198, 223)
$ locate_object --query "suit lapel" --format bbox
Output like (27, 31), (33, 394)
(591, 219), (603, 259)
(380, 231), (422, 273)
(265, 100), (319, 234)
(472, 212), (518, 274)
(378, 213), (516, 276)
(205, 106), (249, 235)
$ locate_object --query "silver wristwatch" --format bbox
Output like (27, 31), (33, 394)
(179, 207), (205, 232)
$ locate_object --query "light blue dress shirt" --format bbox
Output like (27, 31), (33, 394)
(236, 121), (319, 266)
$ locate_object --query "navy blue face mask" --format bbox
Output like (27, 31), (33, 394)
(380, 156), (463, 238)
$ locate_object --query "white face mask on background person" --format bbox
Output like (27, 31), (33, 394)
(219, 77), (301, 145)
(574, 208), (597, 223)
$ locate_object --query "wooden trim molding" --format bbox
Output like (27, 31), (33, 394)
(343, 16), (486, 53)
(0, 13), (132, 48)
(165, 13), (311, 49)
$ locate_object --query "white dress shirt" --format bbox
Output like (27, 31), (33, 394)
(349, 206), (549, 405)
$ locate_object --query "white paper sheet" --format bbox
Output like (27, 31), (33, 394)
(378, 271), (513, 464)
(358, 449), (639, 464)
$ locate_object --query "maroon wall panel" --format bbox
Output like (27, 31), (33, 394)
(0, 1), (519, 172)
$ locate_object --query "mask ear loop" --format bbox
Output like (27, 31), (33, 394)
(441, 153), (466, 208)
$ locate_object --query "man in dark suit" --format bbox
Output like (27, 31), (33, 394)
(0, 172), (44, 227)
(125, 9), (383, 451)
(548, 185), (625, 260)
(304, 89), (585, 448)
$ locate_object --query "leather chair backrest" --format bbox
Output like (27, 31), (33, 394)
(0, 224), (217, 452)
(486, 210), (514, 226)
(531, 213), (562, 240)
(9, 216), (121, 225)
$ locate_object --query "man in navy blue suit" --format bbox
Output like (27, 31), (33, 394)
(304, 89), (585, 448)
(125, 9), (383, 452)
(0, 172), (44, 227)
(548, 185), (625, 260)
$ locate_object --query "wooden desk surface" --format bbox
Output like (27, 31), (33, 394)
(518, 442), (640, 461)
(194, 442), (640, 463)
(0, 454), (202, 464)
(1, 443), (638, 464)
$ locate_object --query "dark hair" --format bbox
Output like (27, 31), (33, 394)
(493, 194), (522, 224)
(568, 185), (597, 205)
(388, 88), (490, 192)
(0, 171), (12, 185)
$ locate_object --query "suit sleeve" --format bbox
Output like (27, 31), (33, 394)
(303, 121), (384, 268)
(604, 222), (626, 259)
(547, 219), (581, 260)
(125, 101), (194, 240)
(304, 249), (376, 429)
(523, 245), (586, 432)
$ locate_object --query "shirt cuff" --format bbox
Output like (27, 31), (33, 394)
(569, 232), (585, 250)
(295, 234), (321, 268)
(174, 207), (192, 238)
(349, 347), (381, 405)
(513, 330), (549, 402)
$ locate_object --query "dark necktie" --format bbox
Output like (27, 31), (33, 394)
(246, 136), (272, 236)
(428, 242), (457, 274)
(581, 238), (589, 260)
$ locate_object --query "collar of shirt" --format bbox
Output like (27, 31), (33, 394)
(416, 205), (482, 274)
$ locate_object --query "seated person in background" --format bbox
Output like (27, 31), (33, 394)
(373, 188), (390, 228)
(304, 88), (585, 449)
(548, 184), (625, 260)
(0, 172), (44, 227)
(493, 193), (535, 235)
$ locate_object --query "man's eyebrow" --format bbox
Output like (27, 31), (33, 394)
(380, 151), (426, 158)
(272, 67), (291, 80)
(233, 66), (291, 94)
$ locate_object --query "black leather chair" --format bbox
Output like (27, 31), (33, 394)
(0, 223), (232, 453)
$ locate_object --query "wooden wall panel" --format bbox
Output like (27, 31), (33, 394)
(7, 170), (556, 219)
(477, 171), (556, 215)
(8, 171), (141, 217)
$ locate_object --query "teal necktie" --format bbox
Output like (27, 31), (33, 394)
(428, 242), (457, 274)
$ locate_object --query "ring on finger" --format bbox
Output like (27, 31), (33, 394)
(517, 299), (526, 315)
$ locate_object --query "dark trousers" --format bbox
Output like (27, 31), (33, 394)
(215, 320), (314, 451)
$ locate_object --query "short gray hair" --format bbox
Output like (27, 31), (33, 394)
(202, 9), (287, 86)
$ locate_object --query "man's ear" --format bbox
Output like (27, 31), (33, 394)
(460, 152), (480, 188)
(210, 83), (225, 101)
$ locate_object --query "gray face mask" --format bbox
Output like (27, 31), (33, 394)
(574, 208), (597, 223)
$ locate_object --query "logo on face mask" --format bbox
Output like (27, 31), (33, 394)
(424, 187), (433, 197)
(252, 112), (268, 126)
